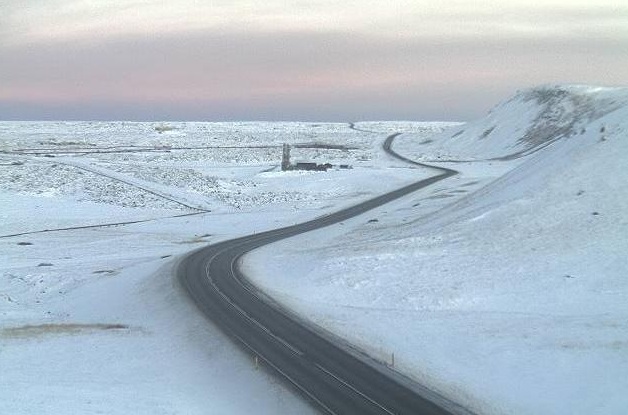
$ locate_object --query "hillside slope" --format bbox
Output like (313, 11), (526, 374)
(413, 85), (626, 161)
(245, 85), (628, 415)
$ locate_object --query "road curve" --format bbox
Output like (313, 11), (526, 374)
(177, 133), (469, 414)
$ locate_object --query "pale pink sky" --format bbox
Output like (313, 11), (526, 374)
(1, 1), (627, 121)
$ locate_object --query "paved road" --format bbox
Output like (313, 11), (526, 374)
(178, 133), (470, 414)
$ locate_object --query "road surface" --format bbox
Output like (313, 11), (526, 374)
(178, 133), (471, 414)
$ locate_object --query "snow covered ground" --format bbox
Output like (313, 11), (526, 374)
(0, 121), (452, 414)
(3, 85), (626, 415)
(245, 86), (628, 414)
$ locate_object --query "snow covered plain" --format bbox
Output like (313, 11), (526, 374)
(245, 86), (628, 414)
(0, 120), (451, 414)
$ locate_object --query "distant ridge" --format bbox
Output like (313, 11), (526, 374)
(414, 84), (628, 161)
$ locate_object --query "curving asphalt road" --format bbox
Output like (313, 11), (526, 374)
(178, 133), (470, 414)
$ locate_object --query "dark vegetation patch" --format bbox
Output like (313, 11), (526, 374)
(2, 323), (130, 338)
(427, 194), (455, 200)
(480, 126), (495, 139)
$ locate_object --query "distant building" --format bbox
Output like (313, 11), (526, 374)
(294, 162), (318, 170)
(293, 162), (332, 171)
(281, 143), (347, 172)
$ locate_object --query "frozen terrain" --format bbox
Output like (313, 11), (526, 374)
(0, 120), (452, 414)
(2, 85), (626, 415)
(245, 86), (628, 414)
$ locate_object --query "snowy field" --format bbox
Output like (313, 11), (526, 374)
(0, 120), (451, 414)
(2, 85), (626, 415)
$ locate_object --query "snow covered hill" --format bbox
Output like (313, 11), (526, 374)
(411, 84), (627, 161)
(245, 85), (628, 415)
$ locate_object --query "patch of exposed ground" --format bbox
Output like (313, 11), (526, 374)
(1, 323), (130, 338)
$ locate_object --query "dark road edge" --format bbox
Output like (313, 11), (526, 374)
(177, 132), (474, 414)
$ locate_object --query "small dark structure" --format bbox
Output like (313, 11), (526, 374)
(293, 162), (332, 171)
(282, 144), (291, 171)
(281, 143), (347, 172)
(281, 144), (333, 171)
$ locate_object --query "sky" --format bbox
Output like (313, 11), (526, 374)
(1, 1), (627, 121)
